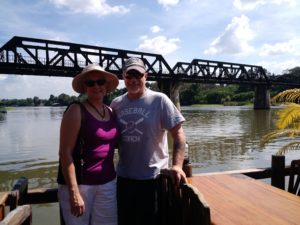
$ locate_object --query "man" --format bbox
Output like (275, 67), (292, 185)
(110, 57), (187, 225)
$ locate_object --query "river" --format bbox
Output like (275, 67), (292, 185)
(0, 105), (299, 224)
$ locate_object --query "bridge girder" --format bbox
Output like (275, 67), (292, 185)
(0, 36), (299, 87)
(0, 36), (172, 81)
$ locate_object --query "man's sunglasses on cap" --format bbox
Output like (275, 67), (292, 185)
(84, 79), (106, 87)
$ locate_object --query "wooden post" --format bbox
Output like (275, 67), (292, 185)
(183, 143), (192, 177)
(9, 177), (28, 211)
(9, 191), (19, 212)
(12, 177), (28, 206)
(271, 155), (285, 190)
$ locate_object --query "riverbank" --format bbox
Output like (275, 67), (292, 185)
(191, 101), (253, 107)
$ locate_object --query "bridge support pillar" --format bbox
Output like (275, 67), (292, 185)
(254, 85), (270, 110)
(157, 80), (183, 110)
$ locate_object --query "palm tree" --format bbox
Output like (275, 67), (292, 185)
(260, 89), (300, 155)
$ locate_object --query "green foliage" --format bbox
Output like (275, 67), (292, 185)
(206, 89), (230, 104)
(0, 87), (128, 107)
(180, 84), (254, 106)
(231, 92), (254, 102)
(33, 96), (40, 106)
(282, 66), (300, 76)
(104, 88), (127, 105)
(180, 84), (202, 105)
(260, 89), (300, 155)
(272, 89), (300, 104)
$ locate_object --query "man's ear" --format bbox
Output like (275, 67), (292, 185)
(144, 72), (148, 79)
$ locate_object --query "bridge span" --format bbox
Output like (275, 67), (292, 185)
(0, 36), (298, 109)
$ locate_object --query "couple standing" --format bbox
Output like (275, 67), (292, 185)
(57, 57), (187, 225)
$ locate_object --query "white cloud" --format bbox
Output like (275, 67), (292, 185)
(233, 0), (296, 11)
(157, 0), (180, 7)
(260, 58), (300, 74)
(49, 0), (129, 16)
(150, 25), (162, 33)
(137, 36), (180, 55)
(233, 0), (266, 10)
(204, 15), (255, 55)
(259, 38), (300, 56)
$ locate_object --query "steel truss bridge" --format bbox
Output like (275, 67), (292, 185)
(0, 36), (298, 87)
(0, 36), (299, 109)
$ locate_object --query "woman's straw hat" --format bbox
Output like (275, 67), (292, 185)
(72, 64), (119, 94)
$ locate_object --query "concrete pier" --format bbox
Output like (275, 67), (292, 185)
(254, 85), (270, 110)
(157, 80), (183, 110)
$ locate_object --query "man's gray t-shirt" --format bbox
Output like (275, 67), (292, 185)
(110, 89), (185, 180)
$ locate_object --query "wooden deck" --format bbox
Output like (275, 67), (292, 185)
(188, 173), (300, 225)
(1, 155), (299, 225)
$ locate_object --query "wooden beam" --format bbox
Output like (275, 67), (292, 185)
(0, 205), (32, 225)
(26, 188), (58, 204)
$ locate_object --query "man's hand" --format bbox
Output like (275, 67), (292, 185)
(161, 166), (187, 187)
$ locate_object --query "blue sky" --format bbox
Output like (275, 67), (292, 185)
(0, 0), (300, 99)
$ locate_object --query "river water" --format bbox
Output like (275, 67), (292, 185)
(0, 106), (299, 224)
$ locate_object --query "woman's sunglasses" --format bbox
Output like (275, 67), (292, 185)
(84, 79), (106, 87)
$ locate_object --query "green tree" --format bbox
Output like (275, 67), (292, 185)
(180, 84), (203, 105)
(33, 96), (40, 106)
(45, 94), (58, 106)
(57, 93), (71, 105)
(231, 92), (254, 102)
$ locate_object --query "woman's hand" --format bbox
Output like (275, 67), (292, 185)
(70, 191), (85, 217)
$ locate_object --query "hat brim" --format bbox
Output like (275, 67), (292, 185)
(72, 67), (119, 94)
(123, 65), (146, 74)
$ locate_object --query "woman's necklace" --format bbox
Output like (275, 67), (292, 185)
(86, 100), (106, 119)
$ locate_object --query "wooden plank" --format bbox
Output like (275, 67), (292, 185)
(0, 192), (8, 221)
(6, 188), (58, 205)
(0, 205), (31, 225)
(27, 188), (58, 204)
(188, 174), (300, 225)
(193, 168), (272, 179)
(0, 193), (8, 205)
(193, 166), (299, 180)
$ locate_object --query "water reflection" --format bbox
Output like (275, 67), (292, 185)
(0, 112), (6, 122)
(180, 106), (290, 173)
(50, 106), (65, 120)
(0, 107), (63, 191)
(0, 105), (298, 190)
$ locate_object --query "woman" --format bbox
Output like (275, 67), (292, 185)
(57, 64), (119, 225)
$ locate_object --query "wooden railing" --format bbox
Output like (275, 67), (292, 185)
(160, 175), (211, 225)
(0, 177), (33, 225)
(0, 176), (210, 225)
(0, 155), (297, 225)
